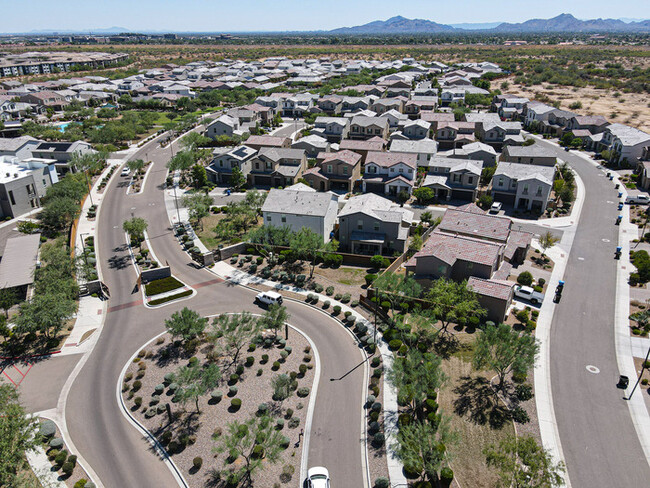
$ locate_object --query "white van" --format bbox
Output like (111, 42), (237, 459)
(255, 291), (283, 306)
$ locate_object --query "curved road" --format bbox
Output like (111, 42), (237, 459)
(65, 130), (366, 487)
(537, 139), (650, 487)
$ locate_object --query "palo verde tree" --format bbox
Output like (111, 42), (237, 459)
(539, 231), (559, 257)
(123, 217), (148, 250)
(126, 158), (145, 173)
(425, 278), (486, 334)
(484, 435), (565, 488)
(258, 304), (290, 341)
(0, 385), (38, 487)
(248, 225), (293, 258)
(171, 362), (221, 414)
(472, 322), (539, 392)
(396, 418), (456, 486)
(372, 272), (422, 319)
(164, 307), (208, 342)
(230, 167), (247, 191)
(182, 193), (213, 231)
(209, 312), (261, 367)
(388, 349), (447, 420)
(13, 292), (77, 340)
(212, 415), (285, 486)
(167, 150), (196, 178)
(289, 227), (338, 279)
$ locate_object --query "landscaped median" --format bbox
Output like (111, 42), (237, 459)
(119, 307), (315, 487)
(143, 275), (195, 307)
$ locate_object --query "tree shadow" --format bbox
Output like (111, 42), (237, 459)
(432, 333), (460, 359)
(155, 342), (186, 368)
(107, 254), (132, 270)
(453, 375), (511, 429)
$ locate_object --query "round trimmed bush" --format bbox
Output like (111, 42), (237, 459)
(228, 386), (238, 396)
(323, 300), (330, 309)
(372, 432), (385, 447)
(332, 305), (341, 315)
(54, 450), (68, 466)
(272, 361), (281, 370)
(229, 373), (240, 384)
(62, 461), (75, 476)
(440, 467), (454, 486)
(288, 417), (300, 429)
(325, 286), (334, 296)
(388, 339), (402, 351)
(157, 403), (166, 414)
(39, 420), (56, 438)
(163, 372), (174, 384)
(49, 437), (64, 449)
(245, 356), (255, 367)
(371, 401), (382, 412)
(211, 391), (223, 402)
(154, 384), (165, 394)
(145, 408), (156, 418)
(276, 418), (285, 429)
(280, 436), (290, 449)
(371, 356), (381, 367)
(258, 403), (269, 414)
(134, 397), (142, 408)
(230, 398), (242, 410)
(297, 387), (310, 397)
(193, 457), (203, 470)
(261, 354), (269, 364)
(375, 477), (390, 488)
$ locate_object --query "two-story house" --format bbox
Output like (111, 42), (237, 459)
(317, 95), (343, 115)
(313, 117), (349, 142)
(291, 135), (330, 158)
(403, 119), (431, 140)
(479, 121), (523, 148)
(262, 187), (339, 242)
(339, 138), (386, 163)
(303, 150), (361, 192)
(362, 151), (417, 196)
(404, 98), (438, 119)
(282, 93), (315, 117)
(370, 98), (404, 115)
(421, 157), (482, 201)
(348, 116), (389, 141)
(389, 139), (438, 168)
(248, 148), (307, 187)
(599, 123), (650, 165)
(566, 115), (609, 134)
(244, 135), (291, 151)
(206, 145), (257, 184)
(435, 122), (477, 150)
(491, 162), (555, 212)
(500, 144), (557, 167)
(338, 193), (413, 255)
(206, 114), (240, 139)
(444, 141), (497, 167)
(341, 96), (375, 113)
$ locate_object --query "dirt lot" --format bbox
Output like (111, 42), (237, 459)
(505, 78), (650, 132)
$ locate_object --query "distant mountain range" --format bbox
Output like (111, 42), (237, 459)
(330, 14), (650, 34)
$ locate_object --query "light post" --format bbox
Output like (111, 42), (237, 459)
(173, 181), (182, 225)
(626, 346), (650, 400)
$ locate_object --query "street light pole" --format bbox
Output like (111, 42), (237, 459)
(626, 346), (650, 400)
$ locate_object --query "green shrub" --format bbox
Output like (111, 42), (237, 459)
(375, 477), (390, 488)
(229, 386), (238, 396)
(372, 432), (385, 447)
(288, 417), (300, 429)
(74, 480), (88, 488)
(230, 398), (242, 410)
(323, 300), (330, 309)
(272, 361), (281, 370)
(517, 271), (534, 286)
(144, 276), (184, 297)
(245, 356), (255, 366)
(49, 437), (64, 449)
(325, 286), (334, 296)
(134, 397), (142, 408)
(193, 457), (203, 469)
(154, 384), (165, 394)
(211, 391), (223, 402)
(388, 339), (402, 351)
(332, 305), (341, 315)
(54, 450), (68, 466)
(297, 387), (310, 397)
(334, 293), (342, 301)
(39, 420), (56, 438)
(365, 274), (377, 286)
(314, 283), (324, 293)
(62, 461), (75, 476)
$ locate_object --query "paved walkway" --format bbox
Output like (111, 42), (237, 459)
(25, 443), (67, 488)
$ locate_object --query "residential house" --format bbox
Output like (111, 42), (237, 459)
(244, 135), (291, 151)
(467, 277), (515, 323)
(303, 150), (361, 192)
(0, 156), (59, 218)
(420, 112), (455, 131)
(341, 96), (375, 113)
(389, 139), (438, 168)
(401, 119), (430, 140)
(20, 90), (68, 110)
(291, 134), (330, 158)
(313, 117), (349, 142)
(379, 109), (409, 130)
(500, 145), (557, 167)
(244, 103), (276, 125)
(566, 115), (609, 134)
(599, 123), (650, 165)
(421, 157), (482, 201)
(435, 122), (476, 149)
(338, 193), (413, 255)
(262, 188), (339, 242)
(371, 98), (404, 115)
(282, 93), (315, 117)
(478, 121), (523, 148)
(362, 151), (417, 196)
(317, 95), (343, 115)
(206, 145), (257, 184)
(349, 116), (389, 141)
(339, 138), (386, 163)
(0, 136), (40, 160)
(444, 141), (497, 167)
(491, 162), (555, 212)
(404, 98), (438, 119)
(30, 140), (95, 174)
(248, 148), (307, 187)
(206, 114), (240, 139)
(524, 102), (557, 129)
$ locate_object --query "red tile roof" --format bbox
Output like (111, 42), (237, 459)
(320, 149), (361, 166)
(438, 208), (511, 242)
(365, 151), (417, 169)
(467, 277), (514, 301)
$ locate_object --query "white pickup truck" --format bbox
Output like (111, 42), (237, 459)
(513, 285), (544, 304)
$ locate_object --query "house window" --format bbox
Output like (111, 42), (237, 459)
(522, 184), (529, 195)
(536, 186), (543, 196)
(498, 178), (504, 187)
(453, 174), (460, 182)
(466, 262), (473, 270)
(357, 219), (363, 230)
(256, 162), (260, 170)
(219, 161), (224, 167)
(281, 215), (287, 223)
(266, 215), (272, 221)
(408, 169), (413, 174)
(342, 166), (348, 175)
(8, 190), (15, 205)
(43, 179), (47, 185)
(399, 168), (404, 174)
(437, 264), (447, 274)
(327, 165), (333, 174)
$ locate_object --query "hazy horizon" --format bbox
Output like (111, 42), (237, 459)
(1, 0), (648, 34)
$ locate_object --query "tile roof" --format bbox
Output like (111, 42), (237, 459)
(262, 188), (336, 217)
(467, 277), (514, 301)
(245, 135), (290, 147)
(339, 193), (413, 223)
(320, 150), (361, 166)
(339, 139), (385, 152)
(365, 151), (417, 169)
(412, 231), (502, 267)
(438, 208), (511, 242)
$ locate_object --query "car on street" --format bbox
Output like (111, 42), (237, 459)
(255, 291), (283, 306)
(489, 201), (502, 214)
(625, 194), (650, 205)
(307, 467), (330, 488)
(121, 167), (131, 177)
(514, 284), (544, 304)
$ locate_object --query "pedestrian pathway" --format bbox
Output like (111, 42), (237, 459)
(210, 261), (407, 486)
(25, 442), (67, 488)
(631, 336), (650, 359)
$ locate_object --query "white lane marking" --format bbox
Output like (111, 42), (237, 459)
(586, 365), (600, 374)
(602, 239), (611, 243)
(578, 257), (585, 261)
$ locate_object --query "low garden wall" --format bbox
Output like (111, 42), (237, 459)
(140, 266), (172, 284)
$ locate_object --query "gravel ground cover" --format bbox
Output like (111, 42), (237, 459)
(121, 320), (315, 488)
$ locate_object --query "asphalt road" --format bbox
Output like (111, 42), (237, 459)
(65, 127), (366, 487)
(537, 139), (650, 487)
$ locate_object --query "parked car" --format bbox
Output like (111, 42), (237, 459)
(307, 467), (330, 488)
(121, 167), (131, 177)
(625, 194), (650, 205)
(255, 291), (283, 306)
(489, 201), (502, 214)
(514, 285), (544, 304)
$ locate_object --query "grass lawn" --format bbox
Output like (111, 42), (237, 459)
(144, 276), (185, 296)
(148, 289), (193, 306)
(438, 334), (516, 488)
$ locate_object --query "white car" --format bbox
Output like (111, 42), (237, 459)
(513, 285), (544, 304)
(489, 201), (502, 214)
(625, 194), (650, 205)
(307, 467), (330, 488)
(120, 167), (131, 177)
(255, 291), (283, 306)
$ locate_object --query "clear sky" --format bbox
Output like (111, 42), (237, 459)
(1, 0), (648, 33)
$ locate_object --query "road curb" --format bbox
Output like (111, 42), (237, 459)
(116, 331), (190, 488)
